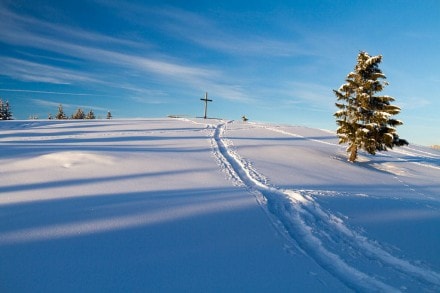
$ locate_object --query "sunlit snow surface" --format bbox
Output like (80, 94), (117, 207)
(1, 119), (439, 292)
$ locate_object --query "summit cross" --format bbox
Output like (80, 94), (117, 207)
(200, 92), (212, 119)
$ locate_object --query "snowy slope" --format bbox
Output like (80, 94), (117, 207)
(0, 118), (439, 292)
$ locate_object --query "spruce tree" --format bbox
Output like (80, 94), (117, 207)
(0, 99), (5, 120)
(0, 98), (13, 120)
(334, 51), (408, 162)
(72, 108), (85, 119)
(106, 111), (112, 119)
(56, 104), (67, 119)
(85, 109), (95, 119)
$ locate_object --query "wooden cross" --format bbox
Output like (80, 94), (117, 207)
(200, 92), (212, 119)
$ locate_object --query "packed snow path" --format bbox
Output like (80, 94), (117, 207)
(209, 120), (440, 292)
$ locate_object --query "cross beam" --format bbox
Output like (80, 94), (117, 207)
(200, 92), (212, 119)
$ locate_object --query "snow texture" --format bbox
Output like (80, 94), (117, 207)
(1, 119), (439, 292)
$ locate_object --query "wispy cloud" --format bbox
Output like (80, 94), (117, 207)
(0, 57), (98, 84)
(399, 95), (431, 110)
(92, 1), (322, 59)
(30, 98), (70, 108)
(129, 96), (171, 105)
(0, 2), (272, 103)
(0, 4), (252, 102)
(116, 5), (313, 57)
(0, 4), (150, 50)
(288, 82), (333, 104)
(7, 30), (217, 82)
(30, 98), (108, 112)
(0, 88), (107, 96)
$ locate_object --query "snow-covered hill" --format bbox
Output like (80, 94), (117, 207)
(1, 118), (439, 292)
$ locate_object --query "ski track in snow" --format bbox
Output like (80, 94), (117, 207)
(207, 120), (440, 292)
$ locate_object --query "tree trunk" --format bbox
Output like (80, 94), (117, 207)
(348, 144), (358, 162)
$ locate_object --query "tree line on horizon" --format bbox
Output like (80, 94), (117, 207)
(0, 100), (112, 120)
(49, 104), (112, 120)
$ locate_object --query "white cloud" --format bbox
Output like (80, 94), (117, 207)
(291, 82), (331, 101)
(0, 5), (215, 78)
(0, 3), (257, 103)
(30, 98), (108, 112)
(0, 89), (107, 97)
(399, 96), (431, 110)
(0, 4), (149, 50)
(129, 96), (170, 105)
(0, 57), (98, 84)
(146, 7), (313, 57)
(0, 10), (179, 68)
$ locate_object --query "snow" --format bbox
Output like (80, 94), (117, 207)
(1, 118), (439, 292)
(334, 109), (345, 116)
(366, 55), (382, 66)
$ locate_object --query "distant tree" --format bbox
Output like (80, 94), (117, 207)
(72, 108), (86, 119)
(85, 109), (95, 119)
(56, 104), (67, 120)
(334, 51), (408, 162)
(48, 113), (53, 120)
(106, 111), (112, 119)
(0, 98), (13, 120)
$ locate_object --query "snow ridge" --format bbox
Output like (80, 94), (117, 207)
(211, 121), (440, 292)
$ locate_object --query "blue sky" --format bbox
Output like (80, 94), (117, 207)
(0, 0), (439, 145)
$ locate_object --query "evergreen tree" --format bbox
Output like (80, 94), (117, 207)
(334, 51), (408, 162)
(0, 99), (5, 120)
(85, 109), (95, 119)
(56, 104), (67, 119)
(0, 98), (13, 120)
(72, 108), (85, 119)
(106, 111), (112, 119)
